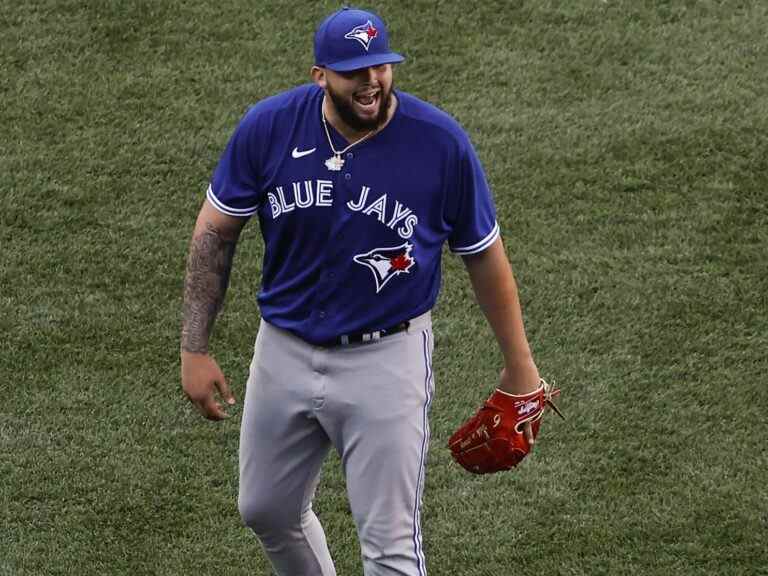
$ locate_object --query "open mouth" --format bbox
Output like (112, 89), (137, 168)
(353, 89), (380, 112)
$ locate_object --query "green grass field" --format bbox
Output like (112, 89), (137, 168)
(2, 1), (767, 574)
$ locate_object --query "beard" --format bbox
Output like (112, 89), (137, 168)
(326, 81), (394, 132)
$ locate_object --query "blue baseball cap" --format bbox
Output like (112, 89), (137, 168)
(314, 6), (405, 72)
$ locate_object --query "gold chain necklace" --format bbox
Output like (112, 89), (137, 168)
(321, 97), (375, 171)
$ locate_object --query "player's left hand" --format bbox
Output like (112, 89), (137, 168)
(448, 377), (563, 474)
(498, 366), (540, 445)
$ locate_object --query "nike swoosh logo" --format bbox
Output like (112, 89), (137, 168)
(292, 147), (316, 159)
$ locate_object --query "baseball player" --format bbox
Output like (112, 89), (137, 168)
(181, 6), (558, 576)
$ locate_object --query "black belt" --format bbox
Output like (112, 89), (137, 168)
(318, 321), (411, 348)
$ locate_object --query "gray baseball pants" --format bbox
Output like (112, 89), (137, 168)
(238, 312), (434, 576)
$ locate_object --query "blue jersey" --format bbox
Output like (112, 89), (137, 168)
(208, 84), (498, 345)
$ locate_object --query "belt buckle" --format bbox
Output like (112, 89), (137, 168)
(336, 320), (409, 347)
(361, 331), (381, 343)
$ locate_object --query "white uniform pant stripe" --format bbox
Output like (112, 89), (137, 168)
(412, 329), (433, 575)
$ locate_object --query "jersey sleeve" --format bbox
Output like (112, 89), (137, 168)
(446, 137), (500, 255)
(206, 109), (263, 218)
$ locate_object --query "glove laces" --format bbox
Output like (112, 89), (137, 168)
(540, 378), (565, 420)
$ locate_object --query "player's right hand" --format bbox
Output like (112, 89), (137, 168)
(181, 352), (236, 421)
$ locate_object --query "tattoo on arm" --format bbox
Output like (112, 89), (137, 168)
(181, 222), (238, 354)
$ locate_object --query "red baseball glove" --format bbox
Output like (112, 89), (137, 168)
(448, 379), (563, 474)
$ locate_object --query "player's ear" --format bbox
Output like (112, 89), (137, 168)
(311, 66), (327, 89)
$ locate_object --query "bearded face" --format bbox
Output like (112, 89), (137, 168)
(321, 64), (395, 132)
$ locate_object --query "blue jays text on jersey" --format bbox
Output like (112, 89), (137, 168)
(266, 180), (419, 240)
(207, 84), (499, 345)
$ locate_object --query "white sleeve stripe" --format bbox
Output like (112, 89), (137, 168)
(451, 222), (500, 255)
(206, 184), (259, 217)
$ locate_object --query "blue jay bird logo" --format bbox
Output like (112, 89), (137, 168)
(354, 243), (415, 293)
(344, 20), (379, 51)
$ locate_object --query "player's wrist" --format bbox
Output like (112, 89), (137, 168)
(180, 330), (211, 357)
(180, 347), (210, 360)
(498, 362), (539, 395)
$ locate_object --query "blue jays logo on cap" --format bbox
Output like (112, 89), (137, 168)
(314, 6), (405, 72)
(344, 20), (378, 51)
(354, 243), (415, 293)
